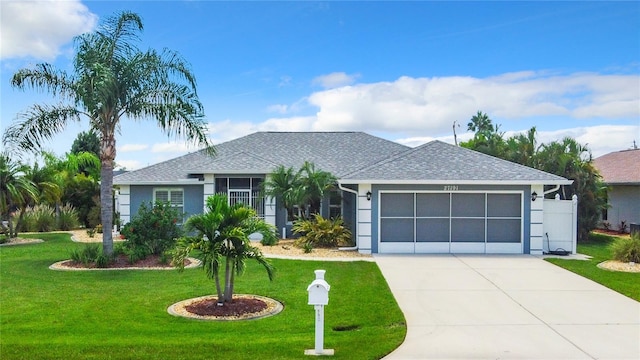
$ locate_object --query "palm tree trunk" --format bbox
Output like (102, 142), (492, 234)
(100, 133), (115, 256)
(224, 255), (233, 303)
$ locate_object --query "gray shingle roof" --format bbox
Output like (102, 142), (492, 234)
(114, 132), (410, 184)
(340, 140), (571, 184)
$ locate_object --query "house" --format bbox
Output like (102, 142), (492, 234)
(593, 148), (640, 231)
(114, 131), (573, 255)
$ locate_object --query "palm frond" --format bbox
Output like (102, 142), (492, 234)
(3, 105), (81, 153)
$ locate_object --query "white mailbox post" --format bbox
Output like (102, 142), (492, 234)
(305, 270), (334, 356)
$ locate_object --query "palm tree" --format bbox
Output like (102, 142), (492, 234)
(261, 165), (303, 222)
(467, 111), (494, 135)
(0, 154), (39, 238)
(3, 12), (213, 255)
(173, 194), (276, 305)
(298, 161), (336, 217)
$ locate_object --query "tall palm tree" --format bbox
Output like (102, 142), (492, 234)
(467, 111), (494, 135)
(3, 12), (213, 254)
(173, 194), (276, 305)
(0, 154), (39, 238)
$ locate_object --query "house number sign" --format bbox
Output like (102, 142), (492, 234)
(443, 185), (459, 191)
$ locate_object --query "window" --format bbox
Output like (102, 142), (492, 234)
(154, 188), (184, 220)
(329, 190), (342, 219)
(214, 177), (264, 218)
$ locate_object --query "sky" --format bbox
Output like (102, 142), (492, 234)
(1, 0), (639, 170)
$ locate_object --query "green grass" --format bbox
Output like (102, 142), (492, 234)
(0, 234), (406, 359)
(545, 232), (640, 301)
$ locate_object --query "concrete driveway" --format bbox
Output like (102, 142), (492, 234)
(375, 254), (640, 360)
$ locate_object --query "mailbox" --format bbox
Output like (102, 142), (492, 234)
(307, 270), (330, 306)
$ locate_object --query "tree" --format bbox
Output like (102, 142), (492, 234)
(467, 111), (494, 135)
(298, 161), (337, 217)
(260, 165), (303, 222)
(4, 11), (213, 255)
(71, 130), (100, 157)
(262, 162), (337, 221)
(172, 195), (276, 305)
(535, 138), (607, 241)
(0, 154), (38, 238)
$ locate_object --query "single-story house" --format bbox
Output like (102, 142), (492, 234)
(114, 131), (572, 255)
(593, 148), (640, 231)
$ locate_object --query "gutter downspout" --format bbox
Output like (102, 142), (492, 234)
(337, 182), (359, 251)
(543, 184), (561, 196)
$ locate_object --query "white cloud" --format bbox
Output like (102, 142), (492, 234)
(266, 104), (289, 114)
(306, 72), (639, 135)
(151, 141), (196, 153)
(312, 72), (360, 89)
(115, 159), (142, 171)
(119, 144), (149, 152)
(0, 0), (97, 60)
(206, 117), (316, 144)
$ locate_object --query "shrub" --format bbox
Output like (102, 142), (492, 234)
(260, 233), (279, 246)
(86, 205), (101, 228)
(27, 205), (56, 232)
(57, 203), (80, 230)
(611, 233), (640, 263)
(292, 214), (352, 248)
(120, 201), (182, 259)
(0, 234), (8, 244)
(70, 244), (102, 266)
(86, 228), (96, 238)
(95, 224), (103, 233)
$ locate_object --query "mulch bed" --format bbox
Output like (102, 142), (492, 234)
(186, 297), (268, 317)
(61, 254), (191, 269)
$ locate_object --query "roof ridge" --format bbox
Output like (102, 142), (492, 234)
(341, 140), (435, 178)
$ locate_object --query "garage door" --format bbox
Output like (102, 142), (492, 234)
(379, 191), (523, 254)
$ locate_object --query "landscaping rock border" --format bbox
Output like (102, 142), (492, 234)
(49, 258), (201, 271)
(597, 260), (640, 273)
(168, 294), (283, 321)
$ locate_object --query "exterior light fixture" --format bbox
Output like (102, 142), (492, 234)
(366, 191), (372, 201)
(531, 191), (538, 202)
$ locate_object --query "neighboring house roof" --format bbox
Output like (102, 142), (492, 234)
(114, 132), (409, 185)
(340, 140), (571, 185)
(593, 148), (640, 185)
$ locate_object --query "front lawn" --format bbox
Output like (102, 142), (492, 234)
(545, 232), (640, 301)
(0, 233), (406, 359)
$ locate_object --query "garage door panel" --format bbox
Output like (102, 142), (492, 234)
(416, 218), (449, 242)
(380, 193), (413, 217)
(451, 218), (485, 242)
(487, 219), (521, 243)
(380, 218), (414, 242)
(416, 193), (450, 217)
(451, 193), (485, 217)
(488, 193), (521, 217)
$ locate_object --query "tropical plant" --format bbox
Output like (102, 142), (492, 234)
(57, 203), (80, 231)
(611, 232), (640, 263)
(3, 11), (213, 255)
(172, 194), (276, 305)
(120, 201), (182, 262)
(70, 130), (100, 158)
(298, 161), (337, 217)
(293, 214), (353, 248)
(262, 162), (336, 221)
(0, 153), (38, 238)
(261, 165), (303, 222)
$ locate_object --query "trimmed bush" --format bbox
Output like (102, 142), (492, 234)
(120, 201), (182, 261)
(292, 214), (352, 248)
(57, 203), (80, 231)
(611, 233), (640, 263)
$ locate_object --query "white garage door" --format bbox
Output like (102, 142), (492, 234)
(379, 191), (523, 254)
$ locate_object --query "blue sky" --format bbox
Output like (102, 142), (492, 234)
(1, 1), (639, 170)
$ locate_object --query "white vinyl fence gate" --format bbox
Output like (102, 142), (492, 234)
(543, 195), (578, 254)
